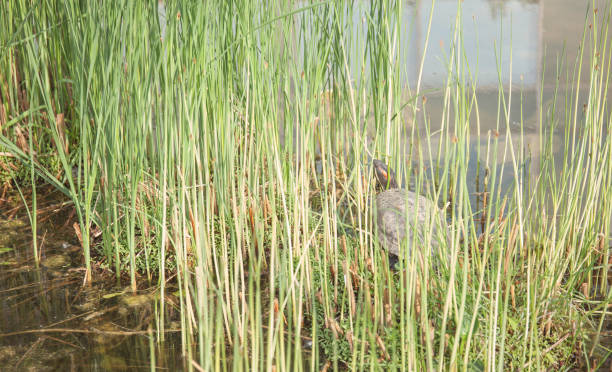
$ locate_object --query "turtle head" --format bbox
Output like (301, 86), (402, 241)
(373, 159), (398, 190)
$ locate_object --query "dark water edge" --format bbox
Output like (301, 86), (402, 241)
(0, 190), (186, 371)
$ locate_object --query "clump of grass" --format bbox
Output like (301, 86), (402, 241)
(1, 0), (612, 370)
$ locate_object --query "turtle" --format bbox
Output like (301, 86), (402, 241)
(372, 159), (449, 264)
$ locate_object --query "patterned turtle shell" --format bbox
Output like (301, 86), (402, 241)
(373, 159), (449, 259)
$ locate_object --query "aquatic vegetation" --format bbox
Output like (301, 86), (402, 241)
(1, 0), (611, 370)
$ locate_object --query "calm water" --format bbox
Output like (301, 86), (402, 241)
(0, 196), (186, 371)
(414, 0), (609, 168)
(337, 0), (610, 203)
(291, 0), (609, 215)
(287, 0), (609, 192)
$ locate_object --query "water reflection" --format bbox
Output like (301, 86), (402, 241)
(416, 0), (541, 88)
(0, 205), (185, 371)
(333, 0), (543, 88)
(376, 1), (606, 179)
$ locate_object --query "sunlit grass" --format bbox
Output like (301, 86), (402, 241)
(1, 0), (611, 370)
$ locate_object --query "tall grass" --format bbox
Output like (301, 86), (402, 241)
(1, 0), (611, 370)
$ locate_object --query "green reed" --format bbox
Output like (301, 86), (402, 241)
(1, 0), (611, 370)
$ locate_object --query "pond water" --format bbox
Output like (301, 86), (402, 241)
(2, 1), (610, 370)
(287, 0), (610, 203)
(0, 192), (185, 371)
(414, 0), (610, 178)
